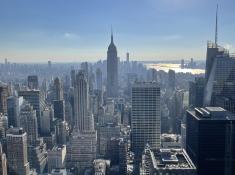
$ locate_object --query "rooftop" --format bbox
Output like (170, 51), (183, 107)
(6, 127), (26, 136)
(155, 149), (195, 170)
(132, 81), (159, 88)
(93, 159), (110, 173)
(142, 146), (196, 171)
(188, 107), (235, 121)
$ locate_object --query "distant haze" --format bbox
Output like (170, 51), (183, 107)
(0, 0), (235, 62)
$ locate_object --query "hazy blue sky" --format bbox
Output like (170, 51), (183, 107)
(0, 0), (234, 62)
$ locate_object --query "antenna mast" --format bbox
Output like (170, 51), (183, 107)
(215, 4), (218, 46)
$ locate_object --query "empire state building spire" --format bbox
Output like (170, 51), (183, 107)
(111, 26), (114, 43)
(107, 28), (118, 97)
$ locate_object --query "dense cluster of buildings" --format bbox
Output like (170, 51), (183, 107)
(0, 8), (234, 175)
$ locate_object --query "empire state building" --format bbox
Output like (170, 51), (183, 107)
(107, 31), (118, 97)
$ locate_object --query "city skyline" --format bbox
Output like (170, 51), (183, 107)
(0, 0), (235, 62)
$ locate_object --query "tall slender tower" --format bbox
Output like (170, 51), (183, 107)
(70, 70), (97, 173)
(107, 29), (118, 97)
(74, 70), (91, 131)
(205, 5), (220, 82)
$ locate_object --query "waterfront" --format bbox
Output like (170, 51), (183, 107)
(145, 63), (205, 75)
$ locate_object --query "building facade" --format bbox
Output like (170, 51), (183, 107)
(6, 128), (30, 175)
(107, 32), (118, 97)
(186, 107), (235, 175)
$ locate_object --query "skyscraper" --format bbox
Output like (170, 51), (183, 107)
(186, 107), (235, 175)
(203, 41), (235, 108)
(0, 82), (8, 114)
(40, 107), (51, 135)
(53, 77), (63, 101)
(7, 96), (23, 127)
(55, 120), (67, 145)
(203, 5), (235, 113)
(18, 90), (45, 131)
(168, 69), (175, 91)
(131, 82), (161, 173)
(53, 100), (65, 121)
(189, 77), (205, 108)
(70, 70), (97, 172)
(81, 62), (89, 79)
(27, 75), (39, 90)
(96, 68), (102, 91)
(107, 30), (118, 97)
(74, 70), (92, 131)
(6, 127), (30, 175)
(19, 102), (38, 146)
(70, 69), (76, 88)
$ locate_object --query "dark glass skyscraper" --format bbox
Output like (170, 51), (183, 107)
(53, 100), (65, 121)
(186, 107), (235, 175)
(27, 75), (39, 90)
(204, 43), (235, 113)
(189, 77), (205, 108)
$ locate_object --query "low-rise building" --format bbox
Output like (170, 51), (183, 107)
(140, 145), (196, 175)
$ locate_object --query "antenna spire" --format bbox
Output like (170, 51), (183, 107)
(215, 4), (218, 46)
(111, 25), (113, 43)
